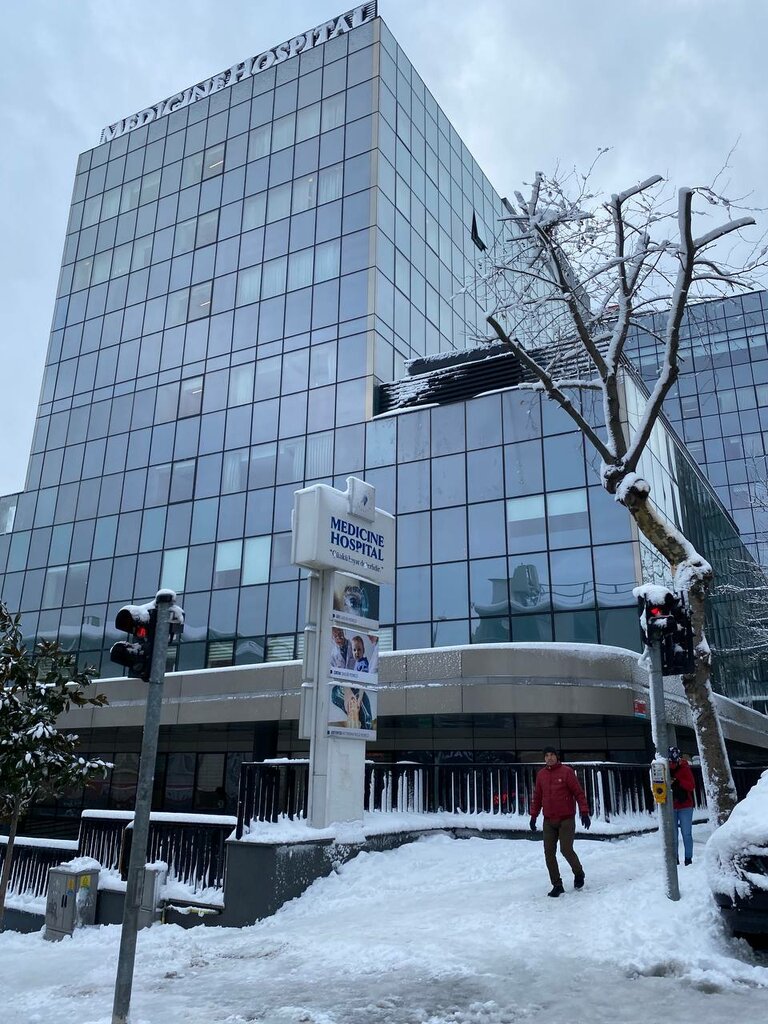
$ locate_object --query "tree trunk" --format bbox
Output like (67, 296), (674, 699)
(622, 481), (738, 824)
(685, 584), (738, 824)
(0, 800), (20, 932)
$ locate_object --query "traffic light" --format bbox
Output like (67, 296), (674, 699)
(110, 605), (157, 681)
(638, 591), (695, 676)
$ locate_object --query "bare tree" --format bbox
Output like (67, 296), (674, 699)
(476, 166), (766, 823)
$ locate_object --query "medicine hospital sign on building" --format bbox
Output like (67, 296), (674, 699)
(291, 478), (395, 584)
(99, 3), (378, 143)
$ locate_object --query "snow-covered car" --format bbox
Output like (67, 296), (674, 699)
(706, 770), (768, 947)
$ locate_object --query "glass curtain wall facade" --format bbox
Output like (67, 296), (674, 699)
(0, 13), (505, 674)
(0, 10), (761, 703)
(627, 291), (768, 562)
(2, 12), (767, 823)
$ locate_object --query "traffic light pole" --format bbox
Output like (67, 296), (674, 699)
(647, 636), (680, 902)
(112, 592), (173, 1024)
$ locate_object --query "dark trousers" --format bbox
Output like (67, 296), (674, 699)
(542, 816), (583, 886)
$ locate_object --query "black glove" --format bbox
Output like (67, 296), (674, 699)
(580, 813), (591, 830)
(529, 816), (537, 832)
(672, 781), (685, 803)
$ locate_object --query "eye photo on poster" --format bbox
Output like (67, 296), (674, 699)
(331, 571), (380, 631)
(328, 682), (377, 739)
(328, 625), (379, 684)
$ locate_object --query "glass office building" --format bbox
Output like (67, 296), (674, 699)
(627, 291), (768, 562)
(0, 7), (766, 814)
(0, 6), (513, 674)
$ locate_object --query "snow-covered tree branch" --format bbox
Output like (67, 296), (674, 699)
(474, 166), (768, 824)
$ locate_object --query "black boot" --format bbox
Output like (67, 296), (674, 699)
(574, 873), (585, 890)
(684, 858), (692, 866)
(548, 883), (565, 897)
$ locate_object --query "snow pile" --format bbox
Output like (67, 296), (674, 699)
(59, 856), (101, 873)
(1, 823), (768, 1024)
(705, 770), (768, 898)
(238, 807), (673, 845)
(1, 827), (768, 1024)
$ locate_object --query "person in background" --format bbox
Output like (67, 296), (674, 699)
(668, 746), (696, 865)
(330, 627), (354, 671)
(351, 635), (369, 673)
(529, 746), (592, 897)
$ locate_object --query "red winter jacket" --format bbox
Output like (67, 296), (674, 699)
(530, 762), (589, 822)
(669, 758), (695, 810)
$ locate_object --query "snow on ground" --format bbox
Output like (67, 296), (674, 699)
(1, 824), (767, 1024)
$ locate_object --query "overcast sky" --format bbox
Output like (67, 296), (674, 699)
(1, 0), (767, 496)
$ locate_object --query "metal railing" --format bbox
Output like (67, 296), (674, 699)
(78, 811), (132, 871)
(4, 763), (764, 904)
(236, 760), (309, 837)
(0, 836), (78, 900)
(118, 815), (236, 893)
(236, 760), (768, 837)
(235, 760), (655, 837)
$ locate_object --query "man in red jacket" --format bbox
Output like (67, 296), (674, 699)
(668, 746), (696, 865)
(529, 746), (591, 897)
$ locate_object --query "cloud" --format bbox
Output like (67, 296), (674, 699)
(1, 0), (767, 496)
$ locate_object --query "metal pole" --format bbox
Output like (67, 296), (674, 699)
(112, 593), (173, 1024)
(647, 638), (680, 902)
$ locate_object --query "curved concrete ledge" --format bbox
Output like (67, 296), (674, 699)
(58, 643), (768, 751)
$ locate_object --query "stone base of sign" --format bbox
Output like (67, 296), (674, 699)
(219, 829), (430, 927)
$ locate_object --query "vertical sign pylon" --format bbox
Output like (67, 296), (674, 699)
(292, 477), (394, 829)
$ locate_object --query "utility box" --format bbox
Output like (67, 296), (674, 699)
(44, 866), (100, 941)
(138, 863), (167, 930)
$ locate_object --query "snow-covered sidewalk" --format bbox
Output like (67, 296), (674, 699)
(1, 824), (767, 1024)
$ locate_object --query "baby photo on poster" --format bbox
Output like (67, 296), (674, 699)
(328, 626), (379, 685)
(328, 682), (377, 739)
(331, 571), (380, 631)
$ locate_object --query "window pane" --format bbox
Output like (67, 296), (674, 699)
(188, 281), (212, 320)
(509, 553), (550, 612)
(196, 210), (219, 247)
(314, 239), (340, 282)
(292, 173), (318, 213)
(249, 124), (271, 160)
(229, 364), (254, 406)
(321, 94), (345, 132)
(214, 540), (242, 587)
(243, 193), (266, 230)
(41, 569), (67, 606)
(267, 182), (292, 222)
(161, 547), (188, 592)
(550, 547), (594, 611)
(261, 257), (287, 298)
(179, 376), (204, 417)
(243, 536), (271, 585)
(236, 266), (261, 305)
(181, 152), (203, 187)
(288, 249), (313, 291)
(507, 494), (546, 554)
(318, 163), (343, 204)
(203, 142), (226, 179)
(222, 450), (249, 493)
(547, 488), (589, 549)
(272, 113), (295, 150)
(296, 102), (320, 142)
(140, 169), (161, 204)
(170, 459), (196, 502)
(166, 289), (189, 327)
